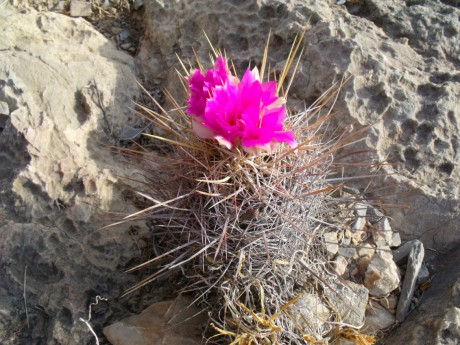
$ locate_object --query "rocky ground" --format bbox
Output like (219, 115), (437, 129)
(0, 0), (459, 344)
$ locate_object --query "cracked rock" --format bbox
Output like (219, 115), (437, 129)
(365, 251), (400, 297)
(396, 240), (425, 322)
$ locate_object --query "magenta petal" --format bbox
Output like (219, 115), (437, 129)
(273, 131), (297, 147)
(192, 118), (215, 139)
(261, 108), (286, 128)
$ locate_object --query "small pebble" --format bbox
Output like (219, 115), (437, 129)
(391, 232), (402, 247)
(119, 29), (130, 42)
(333, 255), (348, 276)
(70, 0), (92, 17)
(0, 101), (9, 115)
(338, 247), (357, 258)
(324, 232), (339, 256)
(341, 236), (351, 246)
(120, 42), (133, 50)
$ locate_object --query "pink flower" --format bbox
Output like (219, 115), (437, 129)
(188, 56), (231, 118)
(187, 56), (296, 153)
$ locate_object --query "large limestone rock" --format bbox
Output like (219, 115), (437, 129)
(138, 0), (460, 251)
(0, 6), (153, 345)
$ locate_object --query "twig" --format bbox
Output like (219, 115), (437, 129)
(23, 265), (29, 329)
(79, 296), (108, 345)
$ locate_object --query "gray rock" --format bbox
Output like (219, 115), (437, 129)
(396, 240), (425, 322)
(338, 247), (357, 259)
(103, 295), (207, 345)
(386, 246), (460, 344)
(417, 264), (430, 285)
(139, 0), (460, 251)
(392, 240), (422, 264)
(365, 251), (400, 297)
(118, 125), (143, 141)
(325, 281), (368, 327)
(119, 29), (130, 42)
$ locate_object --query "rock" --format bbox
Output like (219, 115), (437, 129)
(367, 206), (385, 224)
(386, 246), (460, 344)
(417, 264), (430, 285)
(364, 251), (400, 297)
(0, 100), (9, 129)
(392, 240), (422, 264)
(290, 293), (330, 340)
(333, 255), (348, 276)
(341, 235), (351, 246)
(351, 202), (367, 232)
(119, 30), (130, 42)
(391, 232), (402, 247)
(357, 242), (375, 258)
(103, 295), (207, 345)
(118, 125), (143, 141)
(51, 1), (66, 12)
(0, 6), (155, 345)
(139, 0), (460, 251)
(70, 0), (92, 17)
(338, 247), (357, 259)
(396, 240), (425, 322)
(324, 232), (339, 256)
(0, 100), (9, 115)
(364, 300), (395, 332)
(372, 218), (394, 248)
(120, 42), (133, 50)
(379, 294), (398, 313)
(325, 281), (368, 327)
